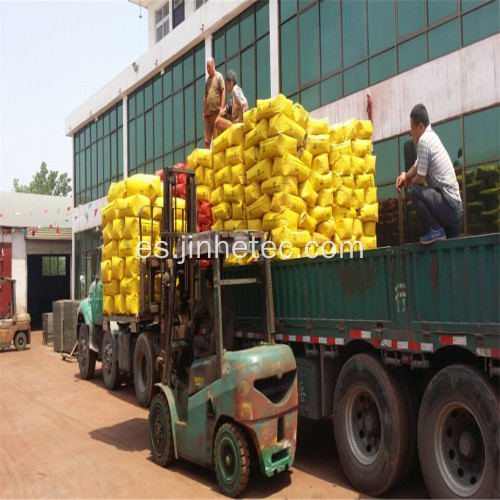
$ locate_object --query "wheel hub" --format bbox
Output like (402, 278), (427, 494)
(458, 431), (474, 458)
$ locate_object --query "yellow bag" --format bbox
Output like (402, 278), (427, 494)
(231, 163), (246, 185)
(215, 166), (232, 187)
(359, 203), (379, 222)
(126, 174), (161, 200)
(343, 118), (356, 140)
(211, 186), (224, 206)
(272, 153), (310, 182)
(337, 218), (353, 240)
(330, 141), (352, 164)
(245, 118), (269, 149)
(332, 205), (350, 221)
(310, 171), (333, 192)
(113, 294), (127, 315)
(197, 185), (212, 202)
(356, 174), (375, 189)
(292, 103), (309, 129)
(103, 295), (114, 316)
(108, 180), (127, 202)
(305, 134), (330, 156)
(213, 151), (226, 172)
(242, 183), (259, 206)
(196, 148), (213, 168)
(243, 108), (257, 133)
(226, 144), (244, 166)
(299, 148), (313, 168)
(298, 179), (318, 208)
(332, 154), (351, 175)
(212, 202), (232, 221)
(317, 218), (336, 238)
(212, 128), (231, 154)
(244, 147), (259, 170)
(186, 150), (197, 170)
(336, 186), (352, 208)
(365, 186), (377, 204)
(332, 172), (343, 190)
(312, 153), (330, 174)
(352, 139), (372, 158)
(103, 240), (118, 261)
(271, 226), (311, 248)
(247, 218), (263, 230)
(352, 218), (364, 239)
(123, 217), (160, 239)
(157, 197), (186, 220)
(262, 209), (299, 231)
(268, 113), (306, 147)
(211, 218), (224, 230)
(126, 294), (140, 315)
(119, 237), (152, 258)
(329, 123), (345, 144)
(125, 256), (140, 278)
(274, 245), (301, 260)
(308, 205), (332, 223)
(354, 120), (373, 139)
(363, 221), (377, 237)
(225, 219), (248, 230)
(352, 189), (365, 210)
(227, 123), (245, 146)
(247, 194), (272, 219)
(298, 212), (317, 234)
(342, 175), (355, 190)
(261, 176), (298, 196)
(102, 200), (118, 225)
(103, 279), (120, 297)
(223, 184), (245, 203)
(120, 276), (140, 295)
(101, 259), (112, 283)
(365, 154), (376, 174)
(361, 235), (377, 250)
(111, 256), (125, 281)
(195, 166), (205, 186)
(103, 221), (113, 243)
(259, 134), (297, 160)
(312, 232), (330, 246)
(317, 187), (334, 207)
(246, 158), (272, 184)
(351, 156), (366, 176)
(306, 116), (329, 135)
(116, 194), (151, 218)
(256, 94), (293, 120)
(270, 192), (307, 214)
(232, 202), (246, 220)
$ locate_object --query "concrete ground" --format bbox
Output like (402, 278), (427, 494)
(0, 331), (429, 498)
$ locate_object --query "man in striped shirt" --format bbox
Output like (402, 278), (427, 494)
(396, 104), (463, 244)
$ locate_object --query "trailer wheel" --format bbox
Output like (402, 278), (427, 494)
(102, 329), (121, 390)
(333, 353), (409, 496)
(214, 423), (250, 498)
(149, 392), (175, 466)
(134, 331), (156, 407)
(78, 324), (97, 379)
(418, 364), (499, 498)
(14, 331), (27, 351)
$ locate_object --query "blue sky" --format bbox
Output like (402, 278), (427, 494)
(0, 0), (148, 192)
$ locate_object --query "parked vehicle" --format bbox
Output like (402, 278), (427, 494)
(0, 278), (31, 351)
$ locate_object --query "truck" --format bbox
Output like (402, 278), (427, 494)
(0, 278), (31, 351)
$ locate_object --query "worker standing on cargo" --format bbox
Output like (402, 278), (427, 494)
(203, 58), (225, 148)
(396, 104), (463, 244)
(214, 70), (248, 136)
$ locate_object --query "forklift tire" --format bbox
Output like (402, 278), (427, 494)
(134, 331), (156, 407)
(149, 392), (175, 467)
(214, 423), (250, 498)
(102, 329), (121, 390)
(78, 324), (97, 380)
(333, 353), (409, 496)
(14, 331), (27, 351)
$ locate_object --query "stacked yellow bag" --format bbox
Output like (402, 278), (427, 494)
(187, 148), (213, 205)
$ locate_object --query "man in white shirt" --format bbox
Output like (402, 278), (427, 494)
(396, 104), (463, 244)
(215, 70), (248, 136)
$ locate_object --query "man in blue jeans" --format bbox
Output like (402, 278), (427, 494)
(396, 104), (463, 244)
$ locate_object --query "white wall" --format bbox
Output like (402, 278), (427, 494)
(11, 232), (27, 314)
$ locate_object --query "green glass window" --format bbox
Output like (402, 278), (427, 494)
(281, 17), (298, 95)
(373, 138), (399, 186)
(173, 60), (183, 93)
(195, 45), (205, 78)
(321, 74), (341, 105)
(240, 9), (254, 48)
(256, 35), (270, 99)
(144, 82), (153, 110)
(369, 49), (396, 85)
(136, 89), (144, 115)
(145, 110), (153, 161)
(184, 85), (194, 143)
(183, 54), (193, 86)
(103, 113), (110, 136)
(241, 46), (256, 107)
(226, 20), (240, 58)
(163, 69), (172, 97)
(136, 115), (145, 165)
(173, 93), (184, 148)
(85, 127), (90, 147)
(163, 96), (173, 153)
(428, 0), (457, 25)
(300, 84), (320, 111)
(129, 121), (136, 171)
(97, 117), (103, 138)
(117, 129), (123, 176)
(128, 95), (136, 120)
(461, 0), (490, 11)
(462, 0), (500, 46)
(343, 62), (368, 97)
(368, 0), (395, 55)
(397, 0), (425, 38)
(299, 5), (319, 86)
(280, 0), (297, 22)
(320, 0), (341, 76)
(195, 77), (205, 139)
(342, 0), (367, 67)
(110, 132), (117, 179)
(153, 76), (163, 105)
(214, 31), (225, 62)
(464, 106), (500, 165)
(256, 1), (269, 38)
(90, 122), (96, 143)
(154, 104), (163, 159)
(398, 33), (427, 73)
(226, 55), (240, 86)
(428, 19), (460, 60)
(433, 119), (462, 165)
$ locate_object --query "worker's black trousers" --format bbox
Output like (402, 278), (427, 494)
(410, 185), (463, 238)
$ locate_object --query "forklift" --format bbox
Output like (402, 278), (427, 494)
(0, 278), (31, 351)
(148, 167), (298, 497)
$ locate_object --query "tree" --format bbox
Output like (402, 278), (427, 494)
(13, 162), (72, 196)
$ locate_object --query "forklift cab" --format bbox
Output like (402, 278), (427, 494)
(0, 278), (31, 351)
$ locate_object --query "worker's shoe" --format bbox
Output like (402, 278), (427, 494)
(420, 227), (446, 245)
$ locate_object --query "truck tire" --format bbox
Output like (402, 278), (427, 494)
(333, 353), (409, 496)
(134, 331), (156, 407)
(102, 329), (121, 390)
(214, 422), (250, 497)
(418, 364), (499, 499)
(14, 331), (27, 351)
(149, 392), (175, 466)
(78, 324), (97, 379)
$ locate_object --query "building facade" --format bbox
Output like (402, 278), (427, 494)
(66, 0), (500, 298)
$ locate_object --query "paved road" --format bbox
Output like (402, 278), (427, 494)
(1, 331), (429, 498)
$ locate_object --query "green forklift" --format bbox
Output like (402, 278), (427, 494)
(148, 167), (298, 497)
